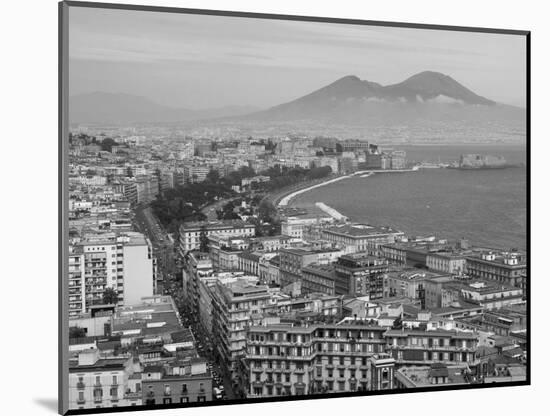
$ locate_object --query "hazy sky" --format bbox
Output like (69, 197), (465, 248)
(69, 7), (527, 109)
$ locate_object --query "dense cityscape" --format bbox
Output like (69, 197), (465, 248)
(67, 130), (527, 410)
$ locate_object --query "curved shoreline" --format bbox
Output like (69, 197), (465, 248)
(277, 174), (353, 206)
(277, 167), (420, 207)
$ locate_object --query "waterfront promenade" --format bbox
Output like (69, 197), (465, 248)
(277, 166), (419, 207)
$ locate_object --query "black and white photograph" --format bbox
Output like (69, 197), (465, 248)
(58, 1), (529, 414)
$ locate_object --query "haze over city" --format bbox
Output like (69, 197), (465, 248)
(69, 7), (527, 110)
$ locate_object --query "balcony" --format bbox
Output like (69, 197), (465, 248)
(93, 397), (103, 404)
(76, 398), (86, 405)
(293, 368), (305, 375)
(76, 382), (85, 390)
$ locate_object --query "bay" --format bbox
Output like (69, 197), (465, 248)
(290, 145), (527, 250)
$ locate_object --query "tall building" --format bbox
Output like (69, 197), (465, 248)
(210, 280), (273, 383)
(68, 232), (155, 317)
(182, 251), (213, 320)
(334, 253), (389, 298)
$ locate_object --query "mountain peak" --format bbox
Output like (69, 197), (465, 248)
(383, 71), (496, 105)
(336, 75), (361, 82)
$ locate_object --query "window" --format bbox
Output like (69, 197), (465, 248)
(163, 398), (172, 404)
(197, 396), (206, 402)
(112, 375), (118, 385)
(180, 397), (189, 403)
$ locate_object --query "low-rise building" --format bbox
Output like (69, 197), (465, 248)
(466, 250), (527, 288)
(69, 349), (141, 410)
(384, 329), (479, 367)
(141, 359), (213, 405)
(322, 223), (404, 254)
(179, 220), (255, 254)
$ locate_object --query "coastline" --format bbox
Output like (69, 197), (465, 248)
(277, 174), (353, 206)
(276, 166), (419, 207)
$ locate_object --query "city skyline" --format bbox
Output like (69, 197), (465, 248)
(61, 3), (528, 413)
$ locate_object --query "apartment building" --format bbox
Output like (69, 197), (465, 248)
(279, 246), (344, 288)
(384, 329), (479, 367)
(179, 220), (255, 253)
(466, 250), (527, 288)
(426, 252), (466, 274)
(334, 253), (389, 299)
(322, 223), (404, 254)
(69, 349), (141, 410)
(210, 280), (273, 381)
(141, 359), (212, 405)
(300, 263), (337, 295)
(182, 252), (213, 319)
(245, 323), (391, 398)
(68, 231), (155, 317)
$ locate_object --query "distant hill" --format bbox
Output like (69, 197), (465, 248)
(238, 71), (524, 125)
(69, 92), (259, 124)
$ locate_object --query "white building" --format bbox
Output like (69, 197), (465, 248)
(178, 220), (255, 253)
(68, 231), (155, 316)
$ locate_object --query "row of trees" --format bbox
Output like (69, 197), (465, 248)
(151, 164), (331, 235)
(151, 180), (234, 232)
(256, 165), (333, 192)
